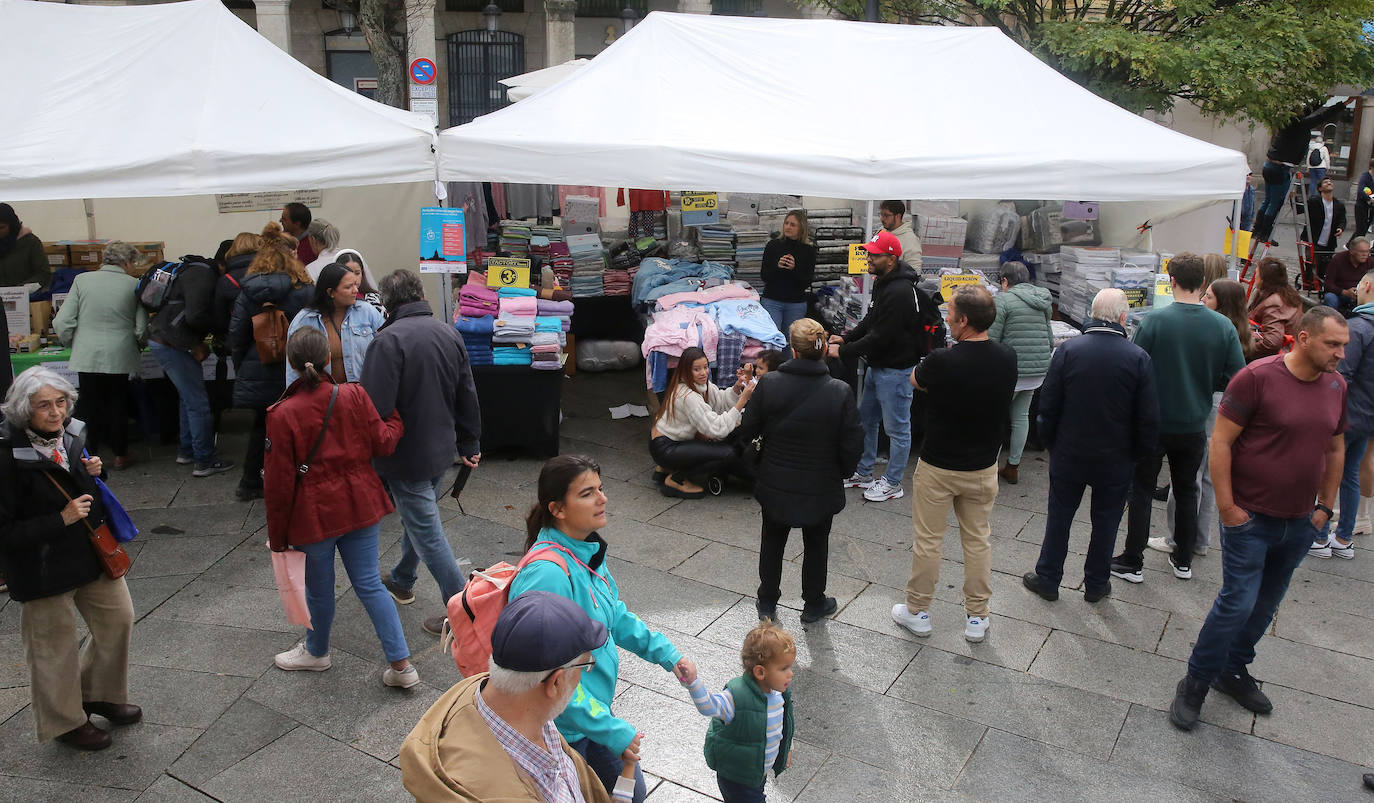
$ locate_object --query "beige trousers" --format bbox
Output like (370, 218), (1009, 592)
(904, 461), (998, 617)
(20, 574), (134, 741)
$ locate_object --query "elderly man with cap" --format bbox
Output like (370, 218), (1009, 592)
(400, 591), (637, 802)
(827, 230), (941, 503)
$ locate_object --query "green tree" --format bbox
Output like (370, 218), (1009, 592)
(803, 0), (1374, 128)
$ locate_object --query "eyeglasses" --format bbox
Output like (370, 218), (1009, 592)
(543, 658), (596, 682)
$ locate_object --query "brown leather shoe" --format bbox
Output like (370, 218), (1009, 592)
(56, 720), (112, 751)
(998, 464), (1019, 484)
(113, 456), (135, 471)
(83, 701), (142, 726)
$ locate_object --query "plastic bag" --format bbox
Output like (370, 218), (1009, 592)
(268, 546), (312, 629)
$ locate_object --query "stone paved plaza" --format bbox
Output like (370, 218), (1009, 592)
(1, 368), (1371, 802)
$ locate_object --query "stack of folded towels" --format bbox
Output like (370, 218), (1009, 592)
(535, 298), (573, 333)
(459, 279), (499, 318)
(602, 268), (631, 296)
(493, 286), (536, 365)
(454, 315), (494, 366)
(531, 315), (566, 371)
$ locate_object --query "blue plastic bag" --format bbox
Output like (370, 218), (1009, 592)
(93, 477), (138, 543)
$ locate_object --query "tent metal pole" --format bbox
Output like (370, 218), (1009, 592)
(1227, 199), (1239, 276)
(83, 199), (96, 239)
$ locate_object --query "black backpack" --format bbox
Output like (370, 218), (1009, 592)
(1309, 147), (1323, 168)
(135, 255), (210, 313)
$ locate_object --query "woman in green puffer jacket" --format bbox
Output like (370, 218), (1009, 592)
(988, 261), (1054, 484)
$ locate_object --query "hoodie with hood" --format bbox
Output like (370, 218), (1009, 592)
(1340, 302), (1374, 435)
(227, 272), (313, 408)
(0, 204), (51, 289)
(988, 281), (1054, 377)
(838, 261), (938, 369)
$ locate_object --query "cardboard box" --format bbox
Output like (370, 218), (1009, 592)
(28, 300), (51, 335)
(42, 242), (70, 268)
(128, 241), (165, 275)
(64, 240), (110, 269)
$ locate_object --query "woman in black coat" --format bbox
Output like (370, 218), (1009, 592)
(0, 367), (138, 751)
(737, 317), (862, 624)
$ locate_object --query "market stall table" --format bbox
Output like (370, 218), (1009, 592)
(470, 364), (562, 457)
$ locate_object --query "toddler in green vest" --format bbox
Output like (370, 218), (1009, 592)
(674, 620), (795, 803)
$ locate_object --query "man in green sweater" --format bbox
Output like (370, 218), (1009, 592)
(1113, 253), (1245, 583)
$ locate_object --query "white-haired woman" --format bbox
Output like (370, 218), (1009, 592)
(304, 219), (342, 281)
(0, 367), (137, 751)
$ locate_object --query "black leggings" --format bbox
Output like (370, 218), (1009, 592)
(76, 373), (130, 458)
(241, 407), (267, 490)
(649, 435), (736, 486)
(758, 515), (833, 607)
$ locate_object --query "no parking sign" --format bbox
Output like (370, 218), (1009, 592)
(410, 58), (436, 85)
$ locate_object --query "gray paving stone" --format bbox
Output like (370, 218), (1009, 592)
(644, 780), (720, 802)
(245, 647), (442, 761)
(605, 519), (714, 573)
(0, 706), (201, 792)
(0, 632), (28, 688)
(606, 557), (744, 639)
(1028, 630), (1254, 733)
(195, 537), (281, 589)
(602, 475), (690, 525)
(1279, 568), (1374, 620)
(834, 583), (1051, 673)
(889, 648), (1131, 760)
(134, 775), (216, 802)
(792, 754), (979, 802)
(143, 577), (299, 634)
(198, 725), (403, 801)
(130, 618), (297, 678)
(646, 494), (773, 550)
(1110, 704), (1370, 801)
(614, 623), (751, 704)
(166, 698), (297, 787)
(126, 534), (244, 580)
(126, 574), (198, 622)
(986, 570), (1172, 652)
(126, 664), (252, 730)
(670, 541), (867, 615)
(0, 596), (16, 634)
(956, 727), (1221, 802)
(320, 587), (465, 694)
(698, 598), (920, 695)
(820, 533), (913, 590)
(1253, 684), (1374, 767)
(824, 501), (915, 549)
(128, 503), (250, 538)
(789, 670), (986, 790)
(1273, 600), (1374, 660)
(0, 776), (139, 802)
(0, 685), (28, 724)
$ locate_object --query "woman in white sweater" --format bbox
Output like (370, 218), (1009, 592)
(650, 346), (754, 499)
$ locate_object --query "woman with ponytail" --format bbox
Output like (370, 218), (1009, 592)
(508, 455), (696, 803)
(263, 329), (415, 687)
(736, 318), (863, 623)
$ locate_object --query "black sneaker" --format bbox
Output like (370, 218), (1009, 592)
(1152, 485), (1170, 502)
(192, 459), (234, 478)
(1110, 555), (1143, 584)
(800, 596), (837, 624)
(755, 600), (778, 622)
(1169, 674), (1210, 730)
(235, 485), (263, 502)
(1211, 670), (1273, 714)
(1083, 584), (1111, 603)
(1021, 572), (1058, 601)
(382, 574), (415, 605)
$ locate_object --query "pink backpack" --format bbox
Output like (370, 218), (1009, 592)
(443, 541), (601, 677)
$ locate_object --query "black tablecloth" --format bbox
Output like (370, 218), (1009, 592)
(471, 365), (562, 457)
(570, 297), (643, 343)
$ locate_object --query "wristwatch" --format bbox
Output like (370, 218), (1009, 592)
(1314, 503), (1334, 518)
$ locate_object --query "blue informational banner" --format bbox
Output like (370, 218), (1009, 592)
(419, 207), (466, 273)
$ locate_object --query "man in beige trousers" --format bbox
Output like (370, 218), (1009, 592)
(892, 286), (1017, 642)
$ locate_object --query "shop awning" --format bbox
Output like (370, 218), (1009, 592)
(0, 0), (436, 202)
(500, 59), (592, 103)
(439, 12), (1247, 202)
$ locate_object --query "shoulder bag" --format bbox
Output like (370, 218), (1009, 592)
(43, 471), (130, 580)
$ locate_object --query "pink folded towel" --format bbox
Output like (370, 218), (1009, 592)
(499, 297), (538, 317)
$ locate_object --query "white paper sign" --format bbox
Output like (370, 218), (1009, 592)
(0, 287), (29, 337)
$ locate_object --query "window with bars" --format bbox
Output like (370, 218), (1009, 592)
(711, 0), (763, 15)
(445, 0), (525, 12)
(576, 0), (647, 17)
(446, 30), (526, 126)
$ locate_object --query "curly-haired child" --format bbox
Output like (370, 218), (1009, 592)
(674, 620), (795, 803)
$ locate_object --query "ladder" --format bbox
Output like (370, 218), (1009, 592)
(1239, 169), (1317, 299)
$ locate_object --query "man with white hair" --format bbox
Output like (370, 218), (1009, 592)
(303, 219), (342, 281)
(1022, 289), (1159, 603)
(400, 591), (636, 802)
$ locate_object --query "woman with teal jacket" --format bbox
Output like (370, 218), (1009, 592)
(509, 455), (697, 803)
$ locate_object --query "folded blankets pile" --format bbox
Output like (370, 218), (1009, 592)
(455, 315), (494, 366)
(493, 346), (532, 365)
(459, 282), (499, 318)
(493, 315), (535, 343)
(498, 296), (537, 317)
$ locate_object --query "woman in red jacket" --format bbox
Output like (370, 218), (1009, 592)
(264, 328), (416, 687)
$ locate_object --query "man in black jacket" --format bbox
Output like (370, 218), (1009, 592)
(1304, 176), (1346, 288)
(1022, 290), (1159, 603)
(1254, 99), (1353, 245)
(826, 230), (939, 503)
(362, 270), (481, 636)
(146, 256), (233, 476)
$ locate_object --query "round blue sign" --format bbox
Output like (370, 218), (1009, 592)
(410, 58), (436, 85)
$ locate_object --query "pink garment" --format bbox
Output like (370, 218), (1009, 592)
(641, 307), (720, 359)
(654, 283), (758, 311)
(460, 303), (497, 318)
(491, 185), (508, 220)
(461, 284), (498, 301)
(499, 297), (538, 317)
(741, 338), (765, 361)
(531, 344), (561, 354)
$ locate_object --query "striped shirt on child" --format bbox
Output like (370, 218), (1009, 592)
(683, 676), (785, 774)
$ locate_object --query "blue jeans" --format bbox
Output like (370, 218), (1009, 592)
(1035, 458), (1131, 593)
(1329, 434), (1369, 543)
(149, 341), (216, 463)
(760, 298), (807, 336)
(387, 472), (466, 605)
(1186, 512), (1313, 683)
(570, 737), (647, 803)
(717, 775), (766, 803)
(1309, 167), (1327, 199)
(1323, 292), (1355, 314)
(857, 365), (915, 485)
(1254, 160), (1293, 243)
(298, 524), (409, 662)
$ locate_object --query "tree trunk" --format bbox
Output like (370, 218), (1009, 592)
(359, 0), (405, 109)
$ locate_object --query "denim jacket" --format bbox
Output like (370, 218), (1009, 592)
(285, 301), (385, 386)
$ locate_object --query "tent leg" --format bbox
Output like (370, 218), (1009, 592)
(83, 199), (96, 240)
(1227, 199), (1239, 277)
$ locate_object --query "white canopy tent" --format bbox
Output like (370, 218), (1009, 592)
(500, 59), (591, 103)
(440, 13), (1247, 204)
(0, 0), (437, 202)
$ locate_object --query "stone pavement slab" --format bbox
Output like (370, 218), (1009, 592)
(166, 698), (298, 787)
(134, 775), (217, 802)
(197, 725), (402, 802)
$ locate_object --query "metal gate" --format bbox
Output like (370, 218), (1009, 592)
(445, 30), (525, 127)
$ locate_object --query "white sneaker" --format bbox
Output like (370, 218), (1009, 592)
(274, 643), (331, 672)
(1330, 537), (1355, 560)
(864, 477), (904, 502)
(1147, 535), (1174, 554)
(965, 615), (990, 643)
(891, 604), (931, 637)
(1309, 539), (1333, 559)
(383, 665), (421, 688)
(843, 473), (875, 489)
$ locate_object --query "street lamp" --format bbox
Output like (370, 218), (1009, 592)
(339, 7), (356, 34)
(483, 1), (502, 33)
(621, 4), (637, 33)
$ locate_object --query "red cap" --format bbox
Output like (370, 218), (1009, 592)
(863, 230), (902, 258)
